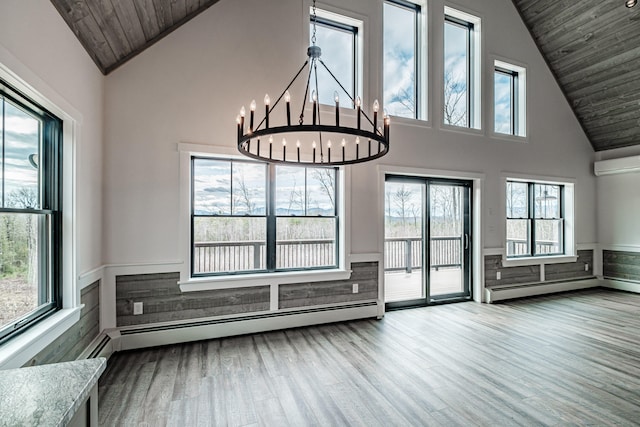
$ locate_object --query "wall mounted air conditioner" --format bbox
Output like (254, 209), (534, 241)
(594, 155), (640, 176)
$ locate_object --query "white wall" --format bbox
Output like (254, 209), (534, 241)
(0, 1), (104, 279)
(596, 146), (640, 249)
(103, 0), (595, 267)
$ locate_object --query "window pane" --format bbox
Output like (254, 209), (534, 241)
(232, 162), (266, 215)
(276, 217), (336, 268)
(307, 168), (335, 215)
(193, 217), (266, 273)
(311, 20), (355, 105)
(444, 20), (469, 127)
(4, 100), (40, 209)
(276, 166), (306, 215)
(494, 71), (513, 135)
(535, 219), (562, 254)
(534, 184), (560, 219)
(384, 2), (417, 118)
(193, 159), (231, 215)
(507, 219), (530, 256)
(506, 181), (528, 218)
(0, 213), (48, 330)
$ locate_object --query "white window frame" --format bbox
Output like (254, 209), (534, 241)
(177, 142), (352, 292)
(443, 6), (481, 131)
(0, 59), (79, 369)
(492, 59), (527, 139)
(382, 0), (428, 122)
(309, 6), (364, 109)
(501, 174), (576, 268)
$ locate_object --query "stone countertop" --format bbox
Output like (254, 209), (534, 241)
(0, 357), (106, 427)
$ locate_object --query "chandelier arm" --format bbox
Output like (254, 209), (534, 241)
(318, 59), (381, 134)
(253, 60), (310, 132)
(299, 58), (315, 125)
(313, 55), (324, 160)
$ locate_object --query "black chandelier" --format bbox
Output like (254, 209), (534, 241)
(236, 0), (389, 166)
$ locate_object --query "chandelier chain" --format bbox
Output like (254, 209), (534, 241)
(311, 0), (317, 45)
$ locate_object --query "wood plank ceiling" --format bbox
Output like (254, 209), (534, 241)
(50, 0), (220, 75)
(513, 0), (640, 151)
(50, 0), (640, 151)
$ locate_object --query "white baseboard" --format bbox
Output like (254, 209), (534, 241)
(485, 278), (601, 303)
(117, 303), (378, 351)
(601, 278), (640, 293)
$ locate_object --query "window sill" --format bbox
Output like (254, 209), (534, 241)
(179, 268), (353, 292)
(490, 132), (528, 143)
(0, 307), (82, 370)
(440, 123), (484, 137)
(502, 254), (578, 268)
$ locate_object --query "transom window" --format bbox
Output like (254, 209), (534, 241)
(506, 180), (564, 257)
(310, 15), (358, 106)
(383, 0), (422, 119)
(191, 158), (338, 276)
(494, 60), (526, 137)
(444, 8), (481, 129)
(0, 80), (62, 343)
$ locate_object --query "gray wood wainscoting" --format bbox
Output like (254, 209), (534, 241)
(24, 280), (101, 366)
(116, 262), (378, 327)
(603, 250), (640, 282)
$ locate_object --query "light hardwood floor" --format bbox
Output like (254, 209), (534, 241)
(98, 289), (640, 426)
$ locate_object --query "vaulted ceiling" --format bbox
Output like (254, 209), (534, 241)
(50, 0), (220, 75)
(513, 0), (640, 151)
(50, 0), (640, 152)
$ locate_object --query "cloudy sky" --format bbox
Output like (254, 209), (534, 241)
(1, 98), (40, 209)
(193, 159), (335, 217)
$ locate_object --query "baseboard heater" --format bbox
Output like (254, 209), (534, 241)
(117, 301), (379, 351)
(78, 333), (114, 360)
(485, 278), (600, 303)
(601, 277), (640, 294)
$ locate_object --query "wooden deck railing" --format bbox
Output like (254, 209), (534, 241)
(193, 239), (335, 273)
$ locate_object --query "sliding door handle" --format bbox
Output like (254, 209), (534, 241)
(464, 233), (470, 250)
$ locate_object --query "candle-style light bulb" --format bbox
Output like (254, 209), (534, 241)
(282, 138), (286, 160)
(355, 136), (360, 159)
(373, 99), (379, 130)
(384, 113), (390, 140)
(356, 96), (362, 129)
(327, 140), (332, 163)
(312, 140), (317, 163)
(240, 106), (246, 117)
(284, 90), (291, 126)
(264, 94), (270, 128)
(269, 135), (273, 159)
(341, 138), (346, 162)
(334, 91), (340, 126)
(296, 140), (300, 162)
(236, 114), (242, 139)
(249, 100), (256, 130)
(312, 90), (318, 125)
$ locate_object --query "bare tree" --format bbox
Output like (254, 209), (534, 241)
(443, 70), (467, 126)
(7, 187), (38, 209)
(311, 169), (335, 210)
(234, 174), (256, 215)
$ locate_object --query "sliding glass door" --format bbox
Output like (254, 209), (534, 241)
(384, 176), (472, 308)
